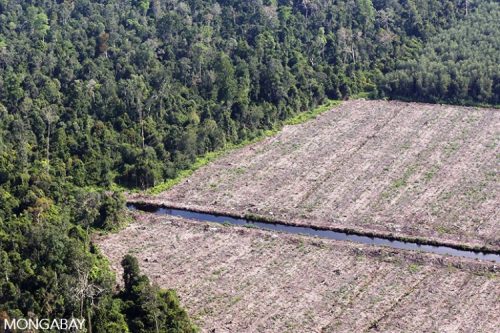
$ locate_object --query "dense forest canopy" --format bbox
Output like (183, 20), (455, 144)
(381, 1), (500, 104)
(0, 0), (497, 331)
(0, 0), (482, 189)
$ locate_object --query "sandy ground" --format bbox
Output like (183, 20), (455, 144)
(132, 100), (499, 251)
(97, 212), (499, 333)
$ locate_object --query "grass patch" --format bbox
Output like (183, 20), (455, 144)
(350, 91), (376, 100)
(408, 263), (421, 273)
(400, 141), (411, 150)
(284, 99), (341, 125)
(296, 240), (308, 253)
(423, 165), (440, 182)
(390, 165), (417, 190)
(435, 225), (451, 235)
(231, 167), (246, 175)
(443, 142), (460, 157)
(212, 268), (225, 276)
(230, 295), (242, 305)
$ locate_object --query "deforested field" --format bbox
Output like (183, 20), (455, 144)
(135, 100), (499, 251)
(97, 212), (499, 333)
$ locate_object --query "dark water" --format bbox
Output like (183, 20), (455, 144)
(128, 203), (499, 263)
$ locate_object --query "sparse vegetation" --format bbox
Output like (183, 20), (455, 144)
(408, 263), (421, 273)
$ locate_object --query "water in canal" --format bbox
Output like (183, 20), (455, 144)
(128, 203), (499, 263)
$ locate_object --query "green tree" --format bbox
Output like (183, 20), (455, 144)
(121, 255), (197, 333)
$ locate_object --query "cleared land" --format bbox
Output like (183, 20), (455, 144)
(115, 100), (500, 331)
(132, 100), (500, 251)
(97, 212), (499, 333)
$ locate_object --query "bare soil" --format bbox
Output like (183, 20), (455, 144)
(133, 100), (500, 251)
(97, 212), (499, 333)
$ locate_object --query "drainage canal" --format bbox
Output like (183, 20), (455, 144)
(128, 203), (499, 263)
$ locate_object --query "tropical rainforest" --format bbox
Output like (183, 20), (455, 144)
(0, 0), (497, 332)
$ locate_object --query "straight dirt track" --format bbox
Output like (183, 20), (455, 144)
(133, 100), (499, 251)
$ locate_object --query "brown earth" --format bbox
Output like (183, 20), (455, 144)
(96, 212), (499, 333)
(132, 100), (500, 251)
